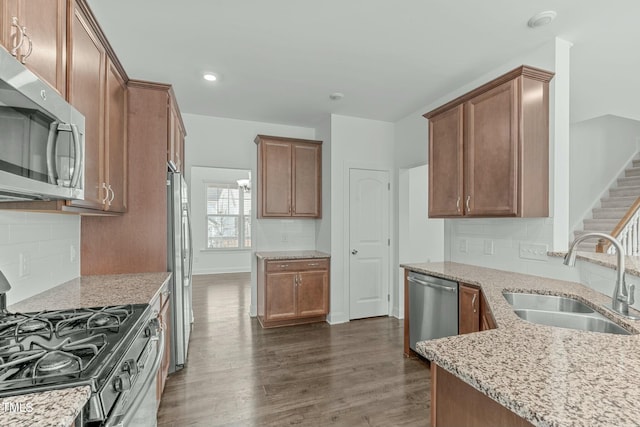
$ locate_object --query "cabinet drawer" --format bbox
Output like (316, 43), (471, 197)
(265, 258), (329, 273)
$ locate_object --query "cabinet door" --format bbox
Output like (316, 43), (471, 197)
(459, 284), (480, 334)
(465, 79), (519, 216)
(104, 59), (127, 212)
(68, 5), (106, 210)
(265, 273), (297, 321)
(480, 292), (496, 331)
(297, 270), (328, 317)
(428, 105), (464, 217)
(259, 140), (292, 217)
(13, 0), (66, 94)
(292, 142), (321, 217)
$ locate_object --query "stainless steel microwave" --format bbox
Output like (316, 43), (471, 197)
(0, 46), (85, 202)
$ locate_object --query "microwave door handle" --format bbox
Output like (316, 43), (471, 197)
(46, 121), (59, 184)
(69, 124), (82, 189)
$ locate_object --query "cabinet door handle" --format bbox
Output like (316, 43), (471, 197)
(108, 185), (115, 204)
(456, 196), (461, 213)
(10, 17), (24, 57)
(279, 264), (289, 268)
(307, 262), (319, 267)
(297, 274), (302, 285)
(466, 195), (471, 213)
(101, 183), (109, 204)
(471, 293), (477, 313)
(20, 27), (32, 64)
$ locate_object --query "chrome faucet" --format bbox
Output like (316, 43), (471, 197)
(564, 232), (637, 318)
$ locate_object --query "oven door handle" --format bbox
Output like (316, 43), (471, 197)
(104, 323), (165, 427)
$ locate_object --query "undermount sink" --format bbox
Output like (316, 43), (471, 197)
(503, 292), (633, 335)
(503, 292), (594, 313)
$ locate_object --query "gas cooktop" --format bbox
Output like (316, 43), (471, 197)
(0, 304), (149, 396)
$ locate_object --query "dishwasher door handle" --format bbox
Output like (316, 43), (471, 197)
(408, 276), (457, 293)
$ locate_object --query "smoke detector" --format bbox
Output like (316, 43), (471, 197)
(527, 11), (557, 28)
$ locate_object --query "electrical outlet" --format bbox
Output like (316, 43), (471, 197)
(519, 243), (548, 261)
(459, 239), (468, 253)
(484, 240), (495, 255)
(19, 252), (31, 277)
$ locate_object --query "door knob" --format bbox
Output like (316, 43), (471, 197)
(351, 249), (358, 255)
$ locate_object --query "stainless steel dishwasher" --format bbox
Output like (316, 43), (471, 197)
(408, 271), (458, 351)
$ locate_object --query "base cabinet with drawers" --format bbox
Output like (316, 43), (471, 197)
(257, 256), (330, 328)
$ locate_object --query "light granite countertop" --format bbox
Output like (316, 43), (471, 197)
(3, 272), (171, 426)
(9, 272), (171, 312)
(402, 261), (640, 427)
(0, 386), (90, 427)
(255, 250), (331, 260)
(548, 250), (640, 278)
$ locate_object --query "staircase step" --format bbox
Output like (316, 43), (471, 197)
(582, 219), (620, 232)
(625, 167), (640, 177)
(617, 176), (640, 187)
(600, 196), (637, 209)
(575, 242), (597, 252)
(572, 232), (602, 243)
(609, 186), (640, 197)
(592, 207), (628, 219)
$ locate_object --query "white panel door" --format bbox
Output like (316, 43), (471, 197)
(349, 168), (390, 319)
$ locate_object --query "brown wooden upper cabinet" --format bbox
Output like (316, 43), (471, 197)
(68, 2), (127, 213)
(424, 66), (554, 218)
(0, 0), (67, 95)
(168, 98), (186, 172)
(255, 135), (322, 218)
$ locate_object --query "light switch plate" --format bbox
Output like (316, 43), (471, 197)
(519, 242), (548, 261)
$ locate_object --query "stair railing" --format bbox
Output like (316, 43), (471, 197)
(596, 196), (640, 255)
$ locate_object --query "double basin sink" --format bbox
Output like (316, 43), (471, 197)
(503, 292), (633, 335)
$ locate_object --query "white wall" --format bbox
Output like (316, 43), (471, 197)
(394, 38), (574, 281)
(397, 164), (444, 318)
(0, 212), (80, 306)
(315, 117), (332, 254)
(182, 113), (317, 316)
(328, 114), (395, 324)
(569, 115), (640, 231)
(190, 166), (252, 274)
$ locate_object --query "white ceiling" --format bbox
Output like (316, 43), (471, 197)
(87, 0), (640, 128)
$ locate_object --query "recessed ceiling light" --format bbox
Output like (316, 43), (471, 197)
(329, 92), (344, 101)
(203, 73), (218, 82)
(527, 11), (557, 28)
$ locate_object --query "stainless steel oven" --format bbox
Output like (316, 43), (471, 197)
(0, 45), (85, 202)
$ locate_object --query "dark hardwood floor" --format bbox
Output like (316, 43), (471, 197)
(157, 273), (430, 427)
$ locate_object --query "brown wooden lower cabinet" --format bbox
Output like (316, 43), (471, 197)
(459, 282), (496, 334)
(431, 363), (534, 427)
(257, 257), (329, 328)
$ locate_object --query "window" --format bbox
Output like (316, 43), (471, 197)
(206, 183), (251, 249)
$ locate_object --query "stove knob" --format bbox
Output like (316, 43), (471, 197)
(113, 374), (132, 392)
(144, 326), (152, 337)
(122, 359), (138, 376)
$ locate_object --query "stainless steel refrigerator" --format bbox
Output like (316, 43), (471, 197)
(167, 168), (193, 372)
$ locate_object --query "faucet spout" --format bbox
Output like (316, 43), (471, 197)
(565, 232), (634, 317)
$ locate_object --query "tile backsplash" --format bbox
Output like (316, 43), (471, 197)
(0, 211), (80, 306)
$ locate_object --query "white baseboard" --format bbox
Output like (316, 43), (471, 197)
(327, 312), (349, 325)
(193, 267), (251, 275)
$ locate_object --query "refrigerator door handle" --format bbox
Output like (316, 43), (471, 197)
(185, 204), (194, 283)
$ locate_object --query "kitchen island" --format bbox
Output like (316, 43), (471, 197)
(402, 262), (640, 427)
(2, 272), (171, 427)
